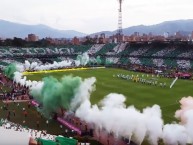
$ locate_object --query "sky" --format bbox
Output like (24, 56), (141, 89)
(0, 0), (193, 34)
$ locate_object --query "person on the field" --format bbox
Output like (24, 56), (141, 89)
(155, 81), (158, 86)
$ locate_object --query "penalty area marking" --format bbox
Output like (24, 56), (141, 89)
(22, 67), (106, 75)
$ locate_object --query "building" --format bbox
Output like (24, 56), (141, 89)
(164, 32), (169, 38)
(174, 31), (182, 39)
(133, 32), (140, 37)
(72, 37), (80, 45)
(46, 38), (67, 45)
(27, 34), (39, 42)
(192, 31), (193, 40)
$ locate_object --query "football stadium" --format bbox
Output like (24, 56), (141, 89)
(1, 42), (193, 145)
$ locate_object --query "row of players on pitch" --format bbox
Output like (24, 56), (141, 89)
(116, 74), (167, 87)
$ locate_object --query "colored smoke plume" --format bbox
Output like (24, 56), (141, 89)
(75, 52), (89, 66)
(3, 63), (18, 79)
(174, 97), (193, 141)
(30, 75), (96, 117)
(175, 96), (193, 124)
(96, 56), (102, 64)
(105, 59), (113, 65)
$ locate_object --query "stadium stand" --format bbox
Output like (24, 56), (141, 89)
(95, 43), (117, 56)
(87, 44), (104, 55)
(0, 42), (193, 71)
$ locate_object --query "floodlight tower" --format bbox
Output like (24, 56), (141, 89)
(117, 0), (123, 43)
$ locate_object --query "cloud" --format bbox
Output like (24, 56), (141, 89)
(0, 0), (193, 33)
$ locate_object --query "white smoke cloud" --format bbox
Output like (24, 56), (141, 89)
(184, 110), (193, 141)
(75, 93), (193, 145)
(24, 60), (30, 70)
(16, 59), (73, 72)
(76, 93), (164, 145)
(81, 52), (89, 66)
(70, 77), (96, 111)
(13, 71), (44, 89)
(13, 53), (90, 73)
(29, 81), (44, 95)
(33, 60), (72, 71)
(163, 124), (188, 145)
(15, 63), (25, 72)
(75, 52), (90, 66)
(143, 105), (163, 145)
(30, 62), (38, 70)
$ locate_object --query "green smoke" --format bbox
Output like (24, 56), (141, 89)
(76, 55), (83, 64)
(3, 63), (17, 79)
(105, 59), (113, 65)
(88, 59), (95, 65)
(76, 53), (89, 66)
(30, 75), (82, 117)
(96, 56), (102, 64)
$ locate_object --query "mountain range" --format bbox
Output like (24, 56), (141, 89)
(0, 20), (86, 39)
(91, 19), (193, 36)
(0, 19), (193, 39)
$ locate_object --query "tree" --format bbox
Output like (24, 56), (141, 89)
(12, 37), (26, 47)
(4, 38), (13, 46)
(83, 36), (95, 45)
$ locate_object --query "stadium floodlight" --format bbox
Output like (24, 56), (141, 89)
(117, 0), (123, 43)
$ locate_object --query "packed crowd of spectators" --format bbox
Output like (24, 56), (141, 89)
(1, 42), (193, 71)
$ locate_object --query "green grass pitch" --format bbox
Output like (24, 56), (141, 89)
(26, 68), (193, 124)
